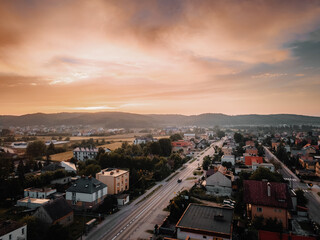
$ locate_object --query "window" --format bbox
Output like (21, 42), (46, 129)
(9, 234), (12, 240)
(22, 227), (25, 234)
(203, 236), (207, 239)
(257, 207), (262, 212)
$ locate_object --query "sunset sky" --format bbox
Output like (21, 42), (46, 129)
(1, 0), (320, 116)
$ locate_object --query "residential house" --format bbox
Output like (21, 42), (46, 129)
(0, 220), (27, 240)
(16, 197), (49, 209)
(66, 176), (107, 209)
(222, 147), (234, 155)
(245, 146), (258, 156)
(183, 133), (195, 140)
(96, 168), (129, 195)
(246, 141), (255, 147)
(221, 155), (235, 166)
(244, 180), (292, 229)
(205, 171), (232, 196)
(245, 156), (263, 166)
(34, 198), (73, 226)
(116, 194), (129, 206)
(172, 140), (193, 155)
(73, 147), (98, 161)
(133, 137), (157, 145)
(60, 161), (76, 173)
(50, 176), (72, 185)
(41, 163), (63, 172)
(176, 204), (233, 240)
(24, 187), (56, 199)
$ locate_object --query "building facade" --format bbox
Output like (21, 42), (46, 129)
(96, 168), (129, 195)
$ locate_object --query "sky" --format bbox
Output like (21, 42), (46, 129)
(1, 0), (320, 116)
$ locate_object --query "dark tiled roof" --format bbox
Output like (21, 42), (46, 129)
(243, 180), (292, 209)
(176, 204), (233, 236)
(41, 197), (73, 222)
(0, 220), (25, 236)
(42, 163), (63, 172)
(66, 177), (106, 194)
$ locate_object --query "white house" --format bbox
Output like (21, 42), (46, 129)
(24, 187), (56, 199)
(205, 171), (232, 196)
(16, 197), (50, 209)
(66, 176), (107, 209)
(221, 155), (235, 166)
(60, 161), (77, 173)
(133, 137), (157, 145)
(0, 220), (27, 240)
(183, 133), (195, 140)
(73, 147), (98, 161)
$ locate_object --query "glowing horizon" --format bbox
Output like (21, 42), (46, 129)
(1, 0), (320, 116)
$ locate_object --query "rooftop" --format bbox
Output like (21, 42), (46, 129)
(176, 204), (233, 237)
(97, 168), (128, 177)
(66, 176), (106, 194)
(243, 180), (292, 209)
(17, 197), (50, 204)
(24, 187), (56, 193)
(41, 198), (73, 222)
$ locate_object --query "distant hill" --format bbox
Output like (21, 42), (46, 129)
(0, 112), (320, 128)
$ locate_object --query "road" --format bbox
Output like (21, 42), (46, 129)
(86, 141), (222, 240)
(264, 147), (320, 224)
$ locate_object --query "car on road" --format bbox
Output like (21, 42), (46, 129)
(177, 178), (182, 183)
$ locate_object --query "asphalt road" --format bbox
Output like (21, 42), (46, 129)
(264, 147), (320, 224)
(86, 141), (221, 240)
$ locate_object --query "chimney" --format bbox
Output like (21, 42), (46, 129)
(267, 182), (271, 197)
(116, 169), (119, 173)
(110, 171), (114, 175)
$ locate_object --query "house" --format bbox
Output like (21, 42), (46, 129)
(221, 155), (235, 166)
(252, 163), (275, 172)
(133, 137), (157, 145)
(24, 187), (56, 199)
(34, 198), (73, 226)
(205, 171), (232, 196)
(172, 140), (193, 155)
(271, 142), (280, 151)
(60, 161), (76, 173)
(116, 194), (129, 206)
(222, 147), (233, 155)
(245, 147), (258, 156)
(96, 168), (129, 195)
(258, 230), (317, 240)
(245, 156), (263, 166)
(176, 204), (233, 240)
(16, 197), (50, 209)
(73, 147), (98, 161)
(244, 180), (292, 229)
(50, 176), (72, 185)
(41, 163), (63, 172)
(0, 220), (27, 240)
(183, 133), (195, 140)
(246, 141), (255, 147)
(66, 176), (107, 209)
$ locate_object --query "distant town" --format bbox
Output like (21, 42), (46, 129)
(0, 123), (320, 240)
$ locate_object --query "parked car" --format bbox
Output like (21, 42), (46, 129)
(177, 179), (182, 183)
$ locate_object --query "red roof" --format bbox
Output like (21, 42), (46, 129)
(172, 140), (192, 147)
(259, 230), (316, 240)
(243, 180), (292, 209)
(245, 156), (263, 166)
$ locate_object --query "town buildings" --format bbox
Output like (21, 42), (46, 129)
(73, 147), (98, 161)
(24, 187), (56, 199)
(205, 171), (232, 196)
(96, 168), (129, 195)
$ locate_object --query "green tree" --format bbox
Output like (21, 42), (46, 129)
(202, 156), (211, 170)
(170, 133), (183, 142)
(234, 132), (244, 143)
(159, 138), (172, 157)
(26, 141), (47, 159)
(250, 167), (284, 182)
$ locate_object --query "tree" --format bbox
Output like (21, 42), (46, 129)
(159, 138), (172, 157)
(250, 167), (284, 182)
(202, 156), (211, 170)
(80, 164), (101, 176)
(26, 141), (47, 159)
(234, 132), (244, 143)
(17, 159), (25, 181)
(222, 161), (232, 169)
(217, 130), (225, 139)
(170, 133), (183, 142)
(46, 142), (56, 155)
(149, 142), (162, 155)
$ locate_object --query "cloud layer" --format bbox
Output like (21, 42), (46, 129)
(1, 0), (320, 116)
